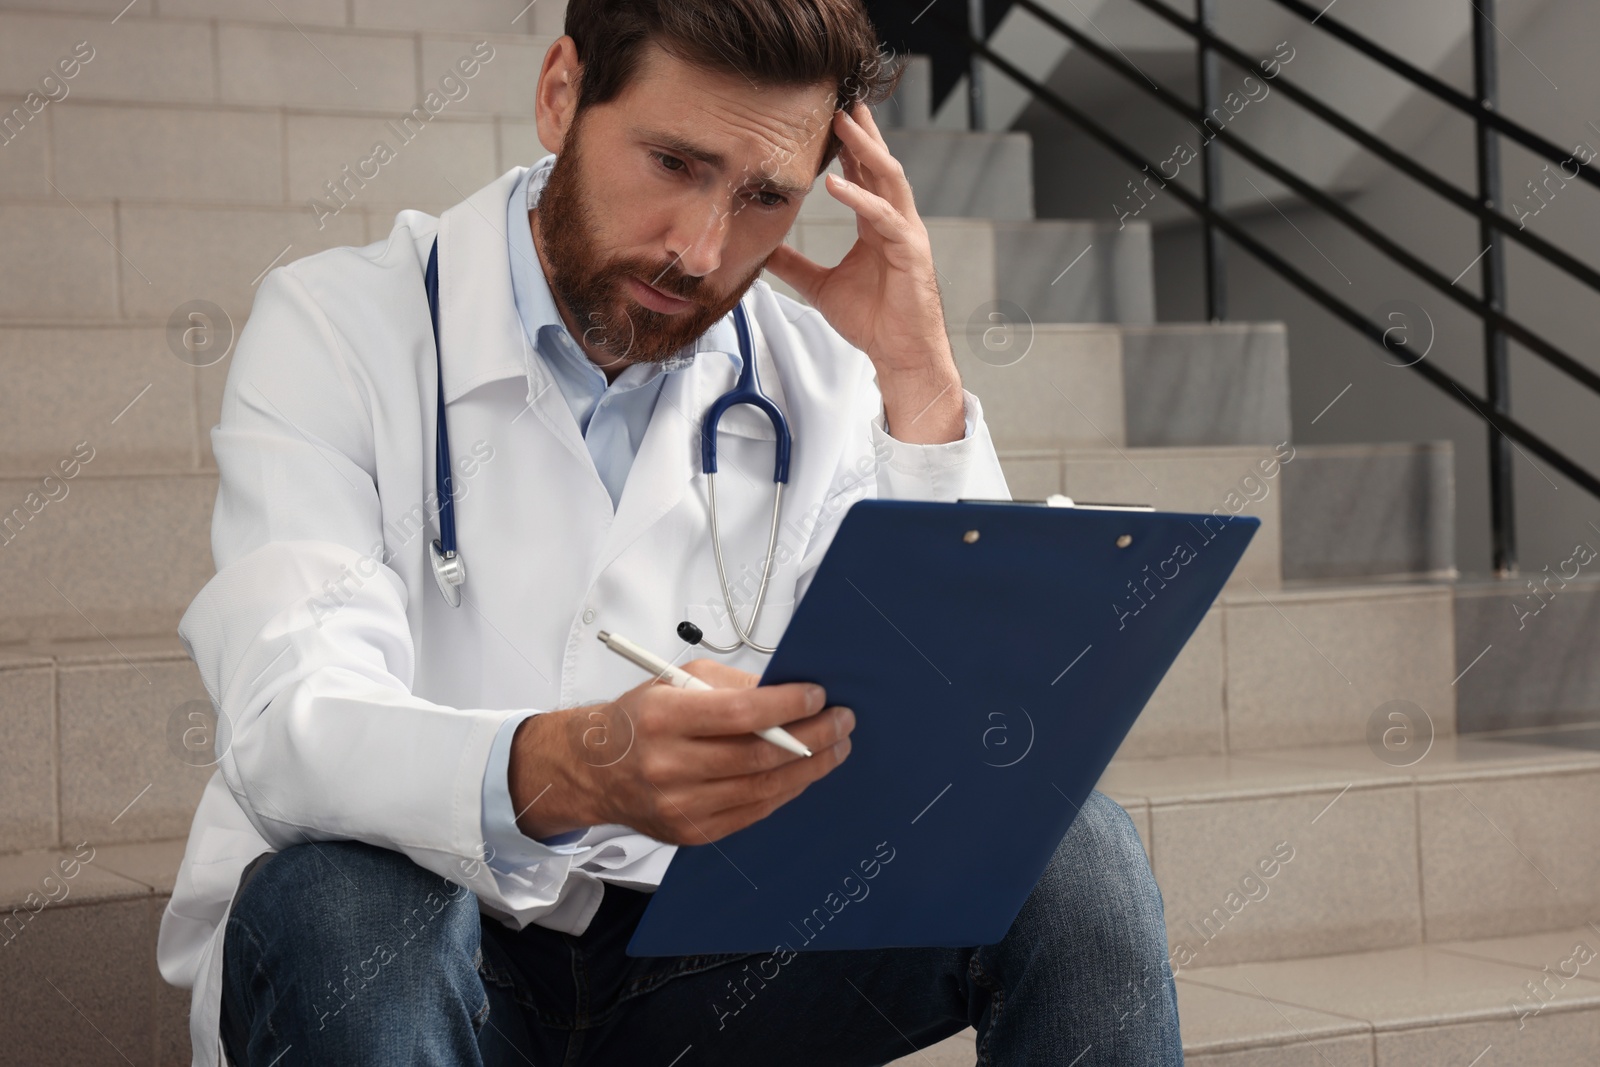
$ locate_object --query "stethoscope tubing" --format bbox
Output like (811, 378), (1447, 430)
(425, 235), (790, 655)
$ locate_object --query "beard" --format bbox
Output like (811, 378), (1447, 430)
(534, 115), (769, 369)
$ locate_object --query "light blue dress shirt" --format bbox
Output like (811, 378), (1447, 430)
(478, 158), (974, 866)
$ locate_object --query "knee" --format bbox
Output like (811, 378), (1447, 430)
(1024, 791), (1167, 949)
(223, 842), (489, 1056)
(1058, 791), (1153, 888)
(232, 840), (481, 969)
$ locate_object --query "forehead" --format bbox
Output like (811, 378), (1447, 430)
(610, 42), (838, 187)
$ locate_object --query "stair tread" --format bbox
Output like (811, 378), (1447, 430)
(0, 634), (190, 664)
(7, 834), (1596, 1065)
(1177, 930), (1600, 1038)
(0, 844), (166, 909)
(908, 932), (1600, 1061)
(1103, 732), (1600, 806)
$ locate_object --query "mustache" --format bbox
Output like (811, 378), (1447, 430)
(608, 259), (705, 302)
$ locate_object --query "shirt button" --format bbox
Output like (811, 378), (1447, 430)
(582, 609), (596, 625)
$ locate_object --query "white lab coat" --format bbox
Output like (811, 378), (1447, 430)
(158, 166), (1010, 1066)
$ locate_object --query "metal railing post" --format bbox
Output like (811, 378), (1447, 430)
(1473, 0), (1517, 576)
(968, 0), (987, 130)
(1197, 0), (1227, 321)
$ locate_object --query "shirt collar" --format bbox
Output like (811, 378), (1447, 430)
(507, 156), (743, 382)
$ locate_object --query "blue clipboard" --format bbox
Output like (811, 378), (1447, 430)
(626, 499), (1258, 957)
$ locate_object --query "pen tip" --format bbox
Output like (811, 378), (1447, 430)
(596, 631), (611, 643)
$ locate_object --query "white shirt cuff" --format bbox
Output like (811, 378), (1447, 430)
(870, 388), (994, 499)
(481, 712), (590, 869)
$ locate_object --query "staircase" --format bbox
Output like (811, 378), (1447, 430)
(2, 3), (1597, 1065)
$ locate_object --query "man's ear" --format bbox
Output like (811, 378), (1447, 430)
(535, 36), (583, 155)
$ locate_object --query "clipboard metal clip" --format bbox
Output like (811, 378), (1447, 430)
(958, 495), (1158, 513)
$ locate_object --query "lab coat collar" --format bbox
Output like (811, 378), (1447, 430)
(433, 166), (767, 578)
(433, 164), (741, 409)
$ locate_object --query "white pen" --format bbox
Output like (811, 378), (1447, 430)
(596, 630), (814, 758)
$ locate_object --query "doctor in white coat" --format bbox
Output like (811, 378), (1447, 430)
(158, 2), (1182, 1065)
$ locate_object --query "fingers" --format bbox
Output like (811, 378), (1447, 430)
(676, 658), (758, 689)
(650, 734), (853, 844)
(824, 174), (925, 266)
(633, 658), (832, 744)
(650, 676), (827, 740)
(837, 139), (867, 189)
(833, 103), (916, 220)
(694, 704), (856, 779)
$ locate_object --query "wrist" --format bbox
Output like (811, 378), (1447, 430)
(877, 358), (964, 444)
(508, 709), (603, 839)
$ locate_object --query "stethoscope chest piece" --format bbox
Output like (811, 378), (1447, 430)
(430, 538), (466, 608)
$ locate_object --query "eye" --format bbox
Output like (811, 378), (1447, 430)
(652, 151), (687, 174)
(751, 190), (788, 210)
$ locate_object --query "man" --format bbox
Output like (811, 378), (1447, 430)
(158, 1), (1181, 1063)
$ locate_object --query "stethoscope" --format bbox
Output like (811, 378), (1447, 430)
(424, 237), (792, 655)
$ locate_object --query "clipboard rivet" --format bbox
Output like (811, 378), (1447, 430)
(963, 530), (980, 544)
(1116, 534), (1133, 548)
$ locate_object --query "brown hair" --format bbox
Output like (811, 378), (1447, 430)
(563, 0), (902, 174)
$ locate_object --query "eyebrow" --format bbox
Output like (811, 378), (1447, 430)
(633, 127), (814, 199)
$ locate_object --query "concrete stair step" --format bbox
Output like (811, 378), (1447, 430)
(0, 579), (1458, 857)
(1281, 442), (1456, 582)
(1453, 575), (1600, 733)
(5, 467), (1453, 756)
(0, 839), (190, 1066)
(0, 198), (373, 322)
(795, 128), (1036, 224)
(7, 776), (1599, 1066)
(1123, 579), (1456, 758)
(0, 9), (561, 118)
(1171, 928), (1600, 1064)
(998, 443), (1289, 588)
(1, 318), (1285, 482)
(0, 317), (1285, 492)
(4, 445), (1310, 648)
(952, 322), (1290, 453)
(784, 215), (1155, 327)
(991, 219), (1154, 325)
(904, 919), (1600, 1065)
(1119, 324), (1290, 449)
(0, 199), (1146, 326)
(879, 55), (935, 132)
(0, 470), (217, 643)
(0, 0), (569, 34)
(1101, 732), (1600, 970)
(3, 101), (1035, 224)
(0, 638), (214, 854)
(0, 325), (220, 476)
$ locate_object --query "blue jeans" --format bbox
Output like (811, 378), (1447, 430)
(218, 790), (1181, 1065)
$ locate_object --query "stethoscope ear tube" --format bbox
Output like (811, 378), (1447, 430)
(700, 303), (791, 484)
(426, 237), (467, 608)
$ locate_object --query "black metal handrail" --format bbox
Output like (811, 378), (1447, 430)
(1118, 0), (1600, 297)
(928, 0), (1600, 575)
(1004, 0), (1600, 397)
(1266, 0), (1600, 194)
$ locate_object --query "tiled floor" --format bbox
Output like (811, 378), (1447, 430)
(886, 1027), (977, 1066)
(889, 928), (1600, 1065)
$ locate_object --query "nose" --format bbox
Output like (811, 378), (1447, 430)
(665, 194), (732, 279)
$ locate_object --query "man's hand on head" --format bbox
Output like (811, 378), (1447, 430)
(765, 101), (966, 446)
